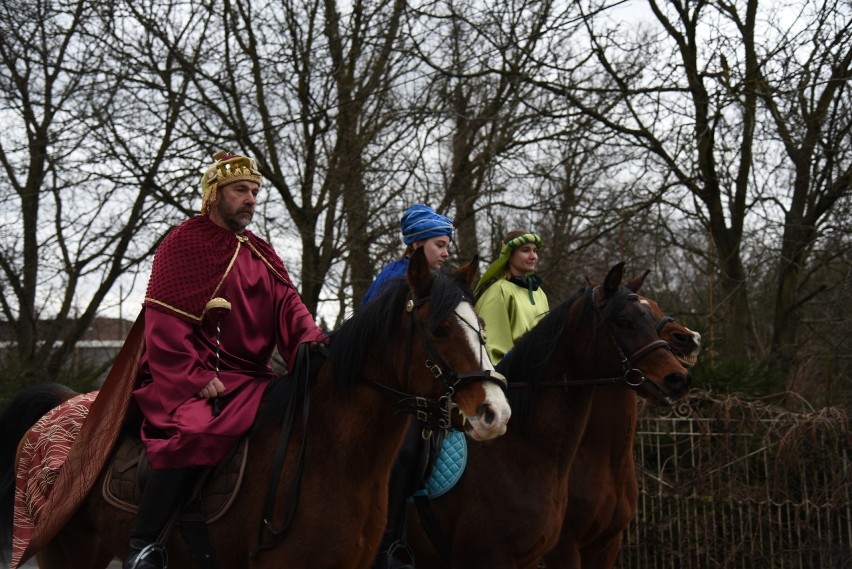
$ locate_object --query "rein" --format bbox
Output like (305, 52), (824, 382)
(508, 337), (670, 390)
(253, 343), (315, 559)
(508, 292), (673, 402)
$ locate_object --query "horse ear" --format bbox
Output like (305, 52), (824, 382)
(602, 262), (626, 299)
(407, 247), (432, 297)
(624, 269), (650, 293)
(455, 254), (479, 289)
(585, 276), (597, 286)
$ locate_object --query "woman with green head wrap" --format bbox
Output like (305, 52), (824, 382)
(475, 230), (549, 365)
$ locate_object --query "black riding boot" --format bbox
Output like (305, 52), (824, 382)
(123, 467), (197, 569)
(373, 422), (423, 569)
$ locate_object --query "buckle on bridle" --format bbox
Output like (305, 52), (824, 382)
(425, 359), (444, 379)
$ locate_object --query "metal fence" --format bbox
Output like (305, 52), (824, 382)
(618, 391), (852, 569)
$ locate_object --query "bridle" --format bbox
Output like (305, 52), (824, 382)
(508, 291), (675, 404)
(656, 315), (675, 335)
(368, 294), (507, 435)
(254, 289), (506, 555)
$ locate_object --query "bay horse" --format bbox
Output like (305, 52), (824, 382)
(542, 289), (701, 569)
(406, 262), (692, 568)
(0, 249), (511, 568)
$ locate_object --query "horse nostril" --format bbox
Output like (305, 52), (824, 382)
(665, 372), (690, 393)
(477, 404), (496, 426)
(672, 332), (689, 343)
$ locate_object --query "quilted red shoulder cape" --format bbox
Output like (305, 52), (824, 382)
(144, 215), (294, 322)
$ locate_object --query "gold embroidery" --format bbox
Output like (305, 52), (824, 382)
(144, 298), (203, 322)
(242, 239), (287, 284)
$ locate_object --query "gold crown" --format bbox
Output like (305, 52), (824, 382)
(200, 150), (263, 215)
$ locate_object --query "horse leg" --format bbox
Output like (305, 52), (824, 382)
(450, 547), (542, 569)
(579, 534), (623, 569)
(541, 540), (581, 569)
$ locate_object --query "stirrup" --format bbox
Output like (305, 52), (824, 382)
(384, 540), (415, 569)
(127, 543), (168, 569)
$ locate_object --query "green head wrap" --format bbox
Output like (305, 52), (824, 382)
(474, 233), (543, 298)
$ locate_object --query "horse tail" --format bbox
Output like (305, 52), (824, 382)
(0, 383), (78, 556)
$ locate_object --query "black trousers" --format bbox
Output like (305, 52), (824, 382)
(130, 467), (198, 542)
(377, 421), (424, 554)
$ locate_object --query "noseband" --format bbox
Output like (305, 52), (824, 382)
(656, 315), (675, 335)
(368, 294), (506, 434)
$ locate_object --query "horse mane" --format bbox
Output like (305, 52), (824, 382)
(329, 270), (472, 391)
(497, 283), (634, 429)
(259, 269), (473, 421)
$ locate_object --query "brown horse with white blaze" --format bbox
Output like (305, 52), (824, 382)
(542, 278), (702, 569)
(0, 249), (510, 568)
(407, 263), (692, 568)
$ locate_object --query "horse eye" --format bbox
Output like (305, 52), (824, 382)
(614, 317), (632, 329)
(433, 324), (449, 338)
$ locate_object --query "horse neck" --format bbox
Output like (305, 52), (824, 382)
(313, 377), (412, 466)
(584, 386), (639, 459)
(253, 370), (414, 488)
(511, 383), (597, 467)
(243, 370), (417, 563)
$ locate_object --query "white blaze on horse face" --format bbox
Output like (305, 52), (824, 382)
(679, 329), (702, 367)
(638, 297), (702, 366)
(453, 300), (511, 440)
(689, 330), (703, 351)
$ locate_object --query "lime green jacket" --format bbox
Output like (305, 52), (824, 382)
(475, 279), (549, 365)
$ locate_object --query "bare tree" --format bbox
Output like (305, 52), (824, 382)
(410, 0), (613, 281)
(741, 0), (852, 381)
(113, 0), (428, 316)
(3, 0), (848, 403)
(520, 0), (851, 389)
(0, 1), (180, 383)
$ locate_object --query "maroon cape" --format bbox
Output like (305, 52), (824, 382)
(12, 315), (145, 567)
(144, 215), (294, 323)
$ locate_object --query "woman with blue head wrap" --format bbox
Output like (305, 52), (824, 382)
(365, 204), (454, 569)
(475, 229), (549, 365)
(361, 204), (454, 305)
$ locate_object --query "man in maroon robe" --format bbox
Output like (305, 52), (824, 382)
(125, 151), (326, 568)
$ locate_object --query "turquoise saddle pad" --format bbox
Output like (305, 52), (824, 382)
(413, 429), (467, 499)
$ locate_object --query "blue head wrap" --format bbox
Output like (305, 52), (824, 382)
(400, 204), (454, 245)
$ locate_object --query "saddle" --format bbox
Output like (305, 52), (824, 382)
(103, 434), (249, 523)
